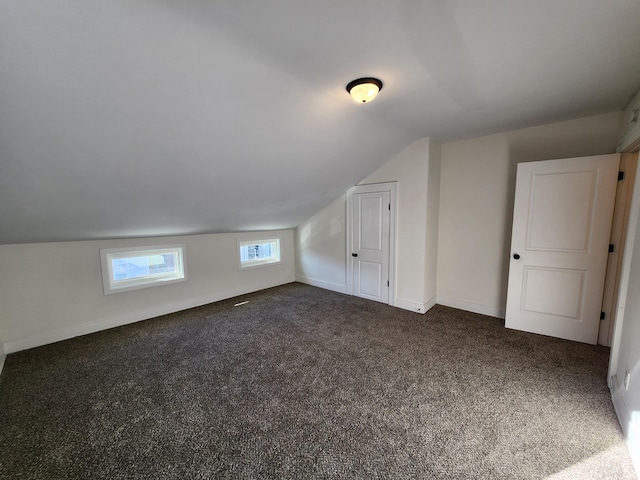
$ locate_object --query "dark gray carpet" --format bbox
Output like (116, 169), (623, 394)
(0, 282), (636, 479)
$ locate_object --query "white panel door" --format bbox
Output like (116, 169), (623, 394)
(352, 191), (390, 303)
(505, 154), (620, 344)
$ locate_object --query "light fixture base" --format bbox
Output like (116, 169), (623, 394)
(346, 77), (383, 103)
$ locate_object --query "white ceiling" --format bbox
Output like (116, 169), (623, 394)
(1, 0), (639, 244)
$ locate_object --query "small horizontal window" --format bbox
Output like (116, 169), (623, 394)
(238, 238), (281, 269)
(100, 245), (186, 295)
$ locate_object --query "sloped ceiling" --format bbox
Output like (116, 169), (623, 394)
(1, 0), (639, 244)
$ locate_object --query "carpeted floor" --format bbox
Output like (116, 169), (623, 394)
(0, 282), (636, 479)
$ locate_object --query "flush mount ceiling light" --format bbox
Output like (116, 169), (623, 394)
(346, 77), (383, 103)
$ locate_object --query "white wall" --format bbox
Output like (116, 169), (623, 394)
(0, 230), (295, 353)
(437, 112), (624, 317)
(295, 195), (347, 293)
(360, 137), (433, 310)
(296, 112), (623, 318)
(610, 179), (640, 473)
(425, 140), (441, 303)
(295, 137), (440, 313)
(610, 92), (640, 474)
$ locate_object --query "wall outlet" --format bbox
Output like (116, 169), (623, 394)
(624, 370), (631, 390)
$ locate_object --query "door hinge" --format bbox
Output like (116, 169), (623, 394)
(600, 311), (606, 320)
(618, 171), (625, 181)
(387, 280), (389, 287)
(388, 203), (391, 211)
(609, 244), (615, 253)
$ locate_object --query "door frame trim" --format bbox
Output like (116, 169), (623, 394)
(608, 150), (640, 383)
(346, 182), (397, 306)
(599, 153), (638, 345)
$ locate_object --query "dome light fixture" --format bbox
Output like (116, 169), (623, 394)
(346, 77), (383, 103)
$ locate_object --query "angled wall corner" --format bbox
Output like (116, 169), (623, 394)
(295, 136), (441, 312)
(358, 136), (438, 310)
(295, 194), (348, 294)
(618, 89), (640, 153)
(425, 139), (441, 303)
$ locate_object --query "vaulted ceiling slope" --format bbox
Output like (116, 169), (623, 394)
(1, 1), (639, 244)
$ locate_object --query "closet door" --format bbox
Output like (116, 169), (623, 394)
(505, 154), (619, 344)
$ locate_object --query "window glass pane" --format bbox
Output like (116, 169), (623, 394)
(238, 239), (280, 269)
(112, 253), (178, 280)
(100, 245), (186, 295)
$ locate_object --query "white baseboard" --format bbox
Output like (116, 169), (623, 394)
(436, 296), (505, 319)
(395, 296), (436, 314)
(611, 384), (640, 477)
(0, 342), (5, 377)
(296, 275), (347, 294)
(3, 277), (295, 354)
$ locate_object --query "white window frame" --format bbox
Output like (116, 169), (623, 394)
(100, 244), (187, 295)
(237, 237), (281, 270)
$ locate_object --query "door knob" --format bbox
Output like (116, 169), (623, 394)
(513, 253), (520, 260)
(352, 253), (358, 257)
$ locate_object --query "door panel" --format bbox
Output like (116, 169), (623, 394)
(527, 171), (595, 251)
(360, 196), (383, 250)
(522, 267), (585, 318)
(357, 261), (382, 298)
(353, 190), (390, 303)
(505, 154), (620, 344)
